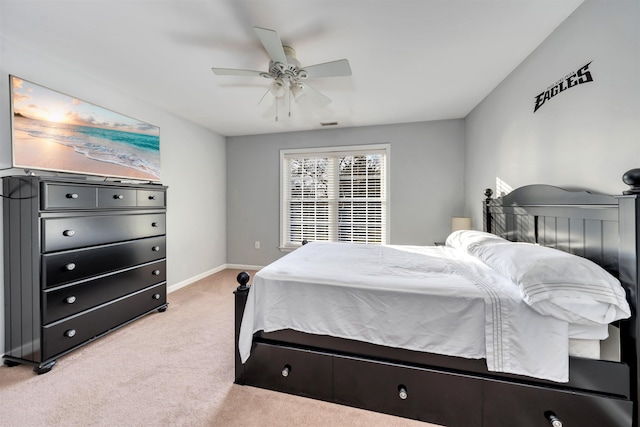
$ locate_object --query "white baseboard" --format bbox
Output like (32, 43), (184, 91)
(167, 264), (264, 293)
(167, 265), (226, 293)
(226, 263), (264, 271)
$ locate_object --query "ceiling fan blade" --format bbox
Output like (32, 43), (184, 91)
(212, 67), (269, 77)
(254, 27), (288, 65)
(295, 82), (332, 107)
(301, 59), (352, 79)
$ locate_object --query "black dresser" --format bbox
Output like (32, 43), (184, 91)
(2, 176), (168, 373)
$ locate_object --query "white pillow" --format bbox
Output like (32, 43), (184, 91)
(445, 230), (509, 252)
(468, 241), (631, 325)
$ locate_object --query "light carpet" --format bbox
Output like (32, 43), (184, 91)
(0, 269), (439, 426)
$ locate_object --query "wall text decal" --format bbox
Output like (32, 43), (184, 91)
(533, 62), (593, 113)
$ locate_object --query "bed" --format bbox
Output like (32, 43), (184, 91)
(233, 172), (640, 427)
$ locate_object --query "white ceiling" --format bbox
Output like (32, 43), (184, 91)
(1, 0), (584, 136)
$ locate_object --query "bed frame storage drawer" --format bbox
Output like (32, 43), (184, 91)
(333, 356), (483, 427)
(42, 283), (166, 359)
(243, 343), (333, 400)
(482, 380), (633, 427)
(42, 236), (166, 288)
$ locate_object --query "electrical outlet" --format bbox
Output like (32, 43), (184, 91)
(254, 241), (260, 249)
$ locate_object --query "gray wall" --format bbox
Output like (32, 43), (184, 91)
(0, 24), (228, 354)
(465, 0), (640, 226)
(227, 120), (465, 267)
(0, 0), (636, 355)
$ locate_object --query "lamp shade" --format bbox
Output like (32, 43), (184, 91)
(451, 217), (472, 232)
(269, 80), (286, 97)
(291, 83), (305, 100)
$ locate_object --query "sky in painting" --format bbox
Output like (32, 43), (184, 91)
(11, 76), (159, 136)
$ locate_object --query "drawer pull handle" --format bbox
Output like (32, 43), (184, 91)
(281, 365), (291, 377)
(64, 329), (76, 338)
(545, 412), (563, 427)
(65, 263), (76, 271)
(149, 195), (157, 200)
(65, 296), (77, 304)
(152, 246), (160, 252)
(152, 270), (161, 276)
(113, 194), (124, 200)
(66, 193), (79, 199)
(151, 222), (159, 227)
(63, 229), (75, 237)
(398, 385), (408, 400)
(152, 293), (161, 300)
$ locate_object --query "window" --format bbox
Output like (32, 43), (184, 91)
(280, 144), (389, 249)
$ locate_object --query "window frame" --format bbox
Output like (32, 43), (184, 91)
(279, 143), (390, 251)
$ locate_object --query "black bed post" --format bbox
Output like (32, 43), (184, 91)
(483, 188), (494, 233)
(233, 271), (251, 384)
(619, 169), (640, 426)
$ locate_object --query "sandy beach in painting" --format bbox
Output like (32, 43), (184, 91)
(13, 129), (160, 181)
(10, 76), (161, 181)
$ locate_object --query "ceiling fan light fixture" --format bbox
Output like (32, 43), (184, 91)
(211, 26), (352, 119)
(291, 83), (305, 100)
(269, 79), (286, 97)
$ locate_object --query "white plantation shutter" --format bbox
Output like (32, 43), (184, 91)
(338, 155), (385, 244)
(285, 156), (334, 243)
(281, 145), (388, 248)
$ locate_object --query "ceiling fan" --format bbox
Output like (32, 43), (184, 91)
(212, 27), (352, 120)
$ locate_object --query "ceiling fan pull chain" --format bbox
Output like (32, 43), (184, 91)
(258, 89), (269, 106)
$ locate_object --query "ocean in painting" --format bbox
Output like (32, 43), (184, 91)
(13, 115), (160, 179)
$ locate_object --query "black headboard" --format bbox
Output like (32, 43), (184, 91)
(484, 184), (620, 275)
(483, 175), (640, 420)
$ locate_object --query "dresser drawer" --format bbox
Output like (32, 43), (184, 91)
(98, 188), (137, 208)
(43, 260), (166, 324)
(137, 189), (165, 207)
(243, 342), (333, 400)
(333, 356), (482, 427)
(42, 236), (166, 288)
(42, 283), (166, 359)
(41, 183), (97, 210)
(483, 380), (633, 427)
(42, 213), (166, 252)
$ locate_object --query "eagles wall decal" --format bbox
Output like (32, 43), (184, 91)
(534, 62), (594, 113)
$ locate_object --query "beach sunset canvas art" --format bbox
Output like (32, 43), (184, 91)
(10, 76), (161, 181)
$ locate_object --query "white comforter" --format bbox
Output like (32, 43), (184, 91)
(239, 241), (570, 382)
